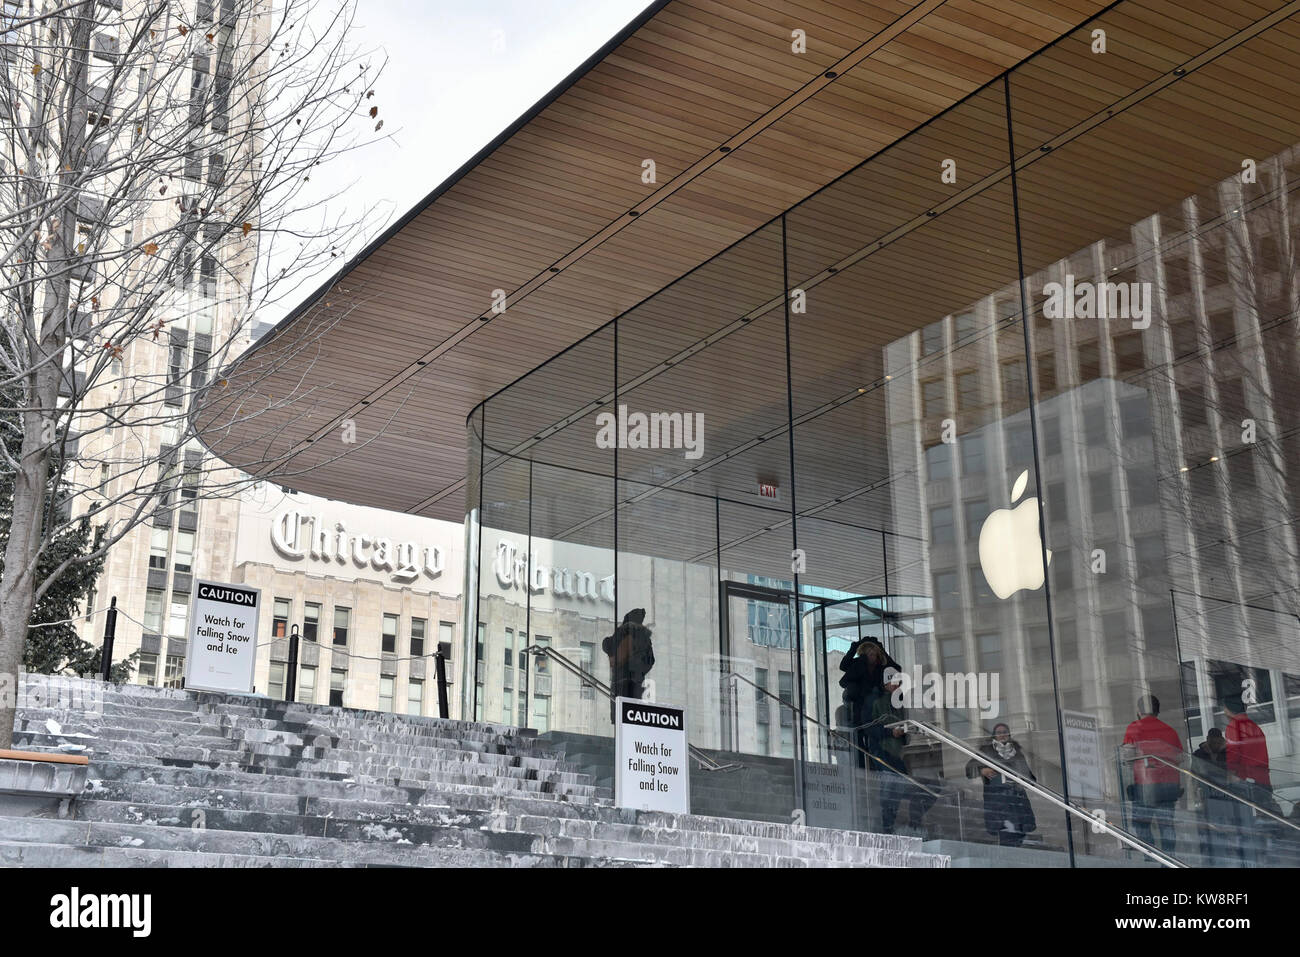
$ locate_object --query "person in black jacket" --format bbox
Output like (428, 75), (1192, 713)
(602, 608), (655, 722)
(838, 639), (900, 768)
(965, 722), (1037, 846)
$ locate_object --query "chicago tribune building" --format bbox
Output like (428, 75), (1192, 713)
(195, 0), (1300, 866)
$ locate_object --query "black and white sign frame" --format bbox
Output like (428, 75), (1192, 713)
(614, 697), (690, 814)
(184, 580), (262, 694)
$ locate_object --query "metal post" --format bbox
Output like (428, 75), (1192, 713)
(99, 597), (118, 681)
(285, 623), (300, 702)
(435, 641), (451, 718)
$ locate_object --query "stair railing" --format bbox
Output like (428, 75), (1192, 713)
(721, 670), (942, 799)
(520, 644), (740, 772)
(895, 717), (1184, 868)
(1120, 752), (1300, 833)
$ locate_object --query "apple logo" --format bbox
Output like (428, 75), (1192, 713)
(977, 469), (1052, 600)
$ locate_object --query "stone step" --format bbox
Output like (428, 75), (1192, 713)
(0, 814), (605, 868)
(18, 707), (561, 757)
(0, 840), (361, 868)
(87, 757), (606, 802)
(14, 729), (585, 781)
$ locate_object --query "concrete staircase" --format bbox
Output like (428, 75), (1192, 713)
(3, 674), (949, 868)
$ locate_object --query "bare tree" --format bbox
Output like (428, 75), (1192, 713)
(0, 0), (386, 745)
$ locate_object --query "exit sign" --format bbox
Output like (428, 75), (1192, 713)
(759, 482), (780, 500)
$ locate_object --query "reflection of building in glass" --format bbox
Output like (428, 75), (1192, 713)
(889, 147), (1300, 801)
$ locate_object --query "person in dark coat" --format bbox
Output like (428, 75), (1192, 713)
(965, 722), (1037, 846)
(602, 608), (655, 722)
(838, 639), (900, 768)
(866, 668), (937, 834)
(1191, 728), (1239, 864)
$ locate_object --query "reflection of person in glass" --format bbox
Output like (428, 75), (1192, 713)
(1222, 693), (1272, 865)
(602, 608), (655, 722)
(838, 638), (899, 767)
(1190, 728), (1238, 863)
(867, 667), (936, 834)
(1121, 695), (1183, 854)
(966, 722), (1037, 846)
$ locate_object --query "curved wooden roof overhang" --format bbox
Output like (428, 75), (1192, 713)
(193, 0), (1134, 519)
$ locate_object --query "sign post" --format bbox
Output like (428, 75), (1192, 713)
(614, 697), (689, 814)
(1061, 709), (1103, 801)
(185, 580), (261, 694)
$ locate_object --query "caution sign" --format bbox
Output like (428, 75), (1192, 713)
(614, 698), (689, 814)
(185, 580), (261, 694)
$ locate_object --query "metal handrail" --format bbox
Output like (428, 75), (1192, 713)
(721, 671), (942, 799)
(1120, 751), (1300, 832)
(521, 644), (740, 772)
(895, 717), (1184, 868)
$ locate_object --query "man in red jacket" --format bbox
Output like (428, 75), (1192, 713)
(1122, 695), (1184, 854)
(1223, 694), (1271, 789)
(1223, 693), (1273, 866)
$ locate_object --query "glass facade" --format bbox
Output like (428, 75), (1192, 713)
(462, 1), (1300, 866)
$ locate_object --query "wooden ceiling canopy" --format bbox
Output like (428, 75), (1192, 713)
(195, 0), (1123, 520)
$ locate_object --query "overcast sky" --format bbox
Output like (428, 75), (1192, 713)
(264, 0), (651, 324)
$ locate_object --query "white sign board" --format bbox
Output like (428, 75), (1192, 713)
(185, 580), (261, 694)
(1062, 709), (1103, 800)
(614, 698), (689, 814)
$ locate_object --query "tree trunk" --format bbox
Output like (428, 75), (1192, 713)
(0, 6), (93, 749)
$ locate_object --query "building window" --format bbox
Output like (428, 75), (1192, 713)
(303, 602), (320, 642)
(930, 506), (954, 545)
(1035, 352), (1057, 394)
(954, 312), (979, 345)
(504, 627), (513, 667)
(1077, 339), (1101, 381)
(925, 443), (952, 481)
(777, 670), (794, 736)
(299, 665), (316, 704)
(934, 571), (960, 610)
(273, 598), (290, 638)
(333, 606), (350, 646)
(168, 598), (188, 637)
(138, 653), (158, 686)
(408, 679), (423, 716)
(173, 530), (195, 574)
(922, 379), (946, 418)
(408, 617), (425, 656)
(382, 613), (398, 654)
(268, 662), (285, 700)
(961, 433), (985, 475)
(580, 641), (595, 698)
(379, 677), (394, 713)
(149, 527), (169, 570)
(1002, 358), (1027, 403)
(977, 633), (1002, 672)
(534, 635), (550, 674)
(329, 668), (346, 707)
(440, 621), (454, 653)
(164, 655), (185, 689)
(476, 622), (485, 661)
(922, 322), (944, 355)
(144, 588), (165, 633)
(956, 370), (980, 411)
(1114, 332), (1145, 373)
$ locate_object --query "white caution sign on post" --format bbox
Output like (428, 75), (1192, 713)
(614, 697), (689, 814)
(185, 580), (261, 694)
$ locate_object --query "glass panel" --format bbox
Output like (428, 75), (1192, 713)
(1010, 2), (1300, 864)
